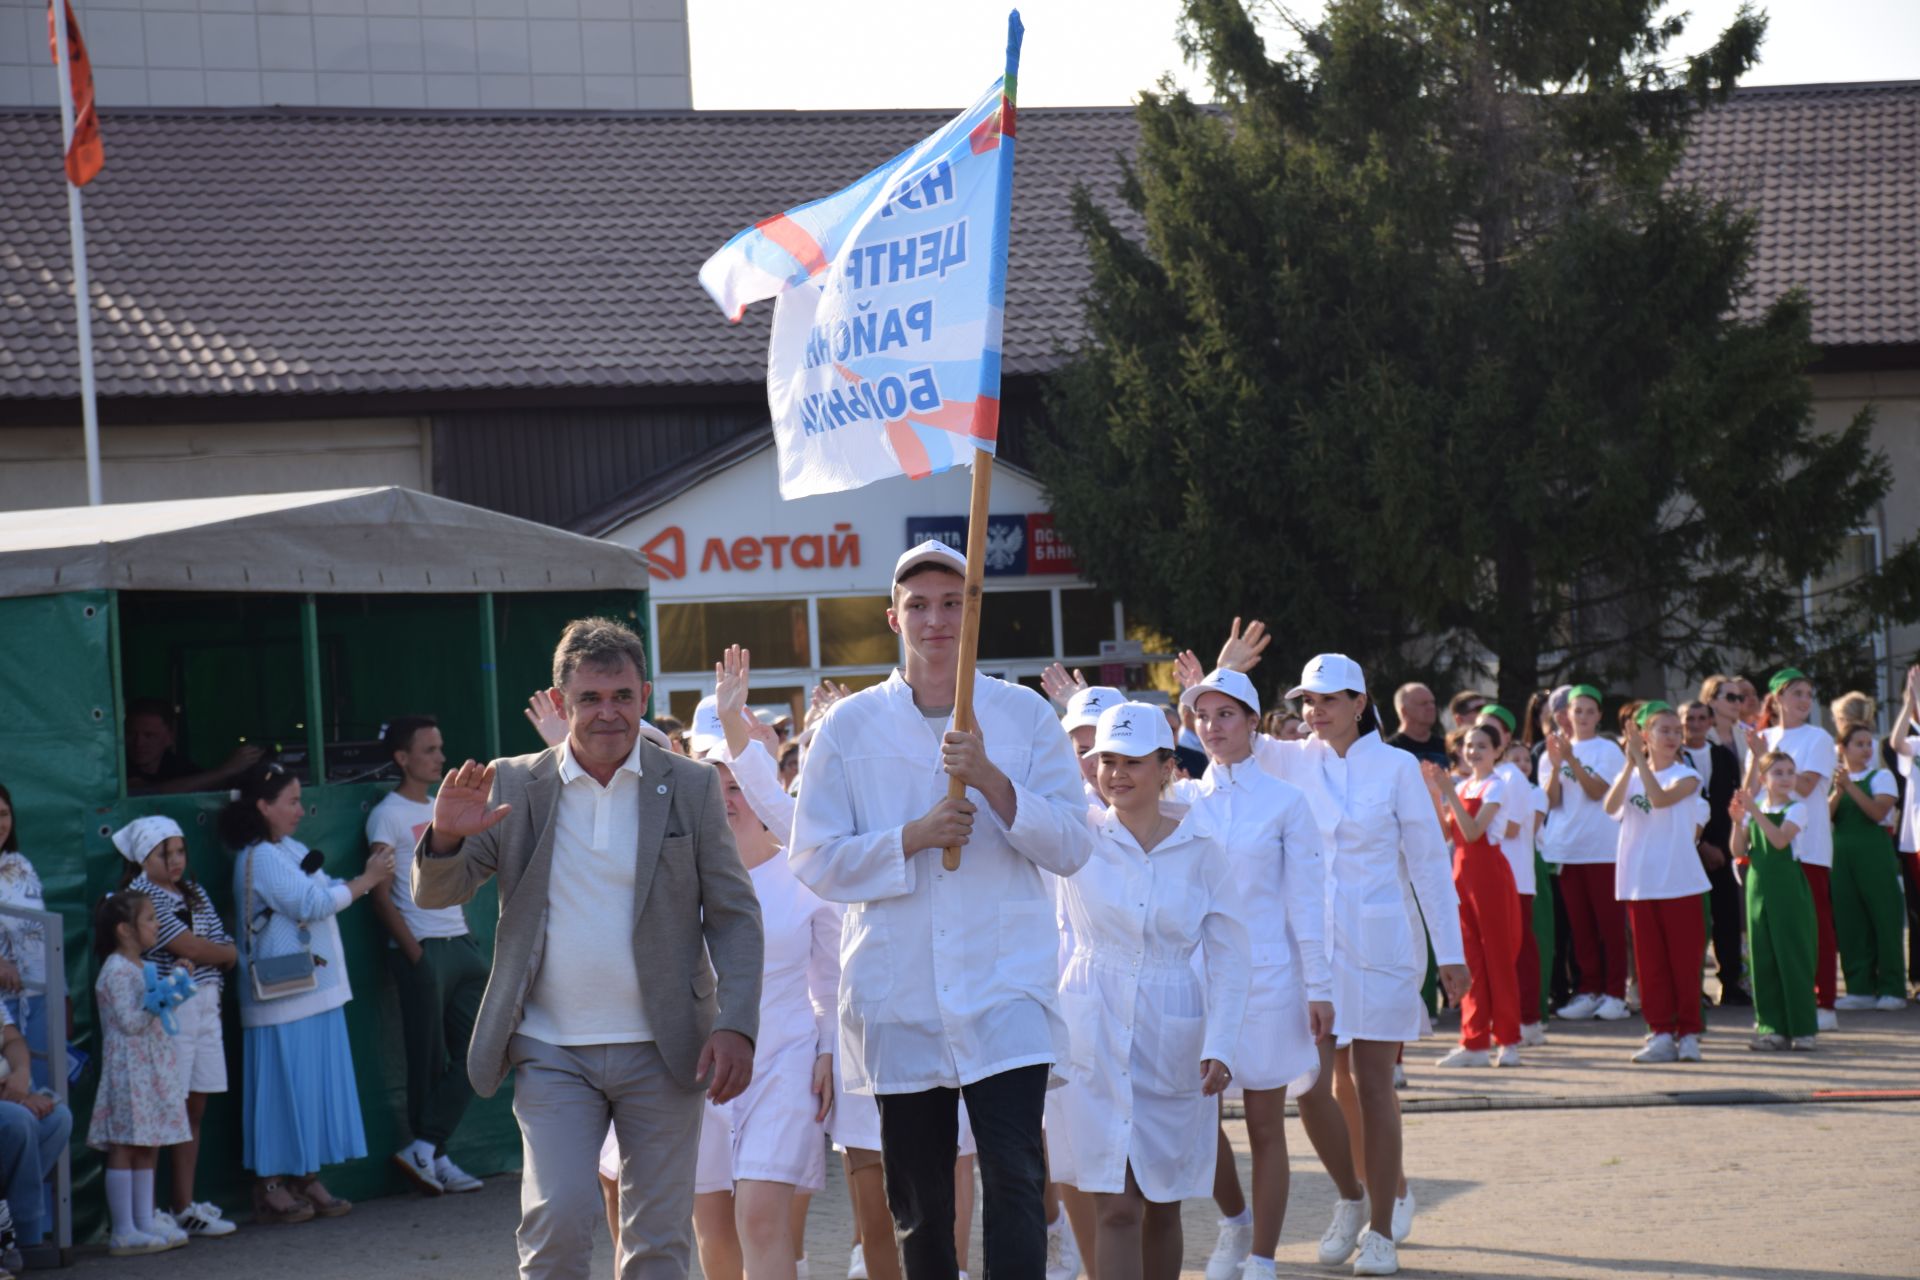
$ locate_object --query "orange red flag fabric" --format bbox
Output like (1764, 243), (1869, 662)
(47, 0), (103, 186)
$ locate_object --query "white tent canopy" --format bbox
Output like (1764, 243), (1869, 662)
(0, 487), (653, 600)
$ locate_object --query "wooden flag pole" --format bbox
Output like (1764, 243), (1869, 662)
(942, 452), (996, 871)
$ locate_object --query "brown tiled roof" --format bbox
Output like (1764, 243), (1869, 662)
(1, 82), (1914, 402)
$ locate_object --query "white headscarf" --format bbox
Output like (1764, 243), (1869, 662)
(110, 815), (185, 865)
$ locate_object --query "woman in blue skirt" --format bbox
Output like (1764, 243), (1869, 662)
(222, 764), (394, 1223)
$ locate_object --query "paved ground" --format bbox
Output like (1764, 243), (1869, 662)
(64, 1002), (1920, 1279)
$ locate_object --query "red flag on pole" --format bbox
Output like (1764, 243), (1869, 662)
(48, 0), (103, 186)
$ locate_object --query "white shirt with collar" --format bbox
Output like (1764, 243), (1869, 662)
(789, 670), (1096, 1095)
(518, 736), (651, 1046)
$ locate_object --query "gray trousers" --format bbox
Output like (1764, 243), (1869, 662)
(509, 1035), (703, 1280)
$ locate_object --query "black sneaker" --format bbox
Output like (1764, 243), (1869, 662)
(1718, 985), (1754, 1007)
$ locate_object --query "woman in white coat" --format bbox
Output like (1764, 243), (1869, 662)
(1053, 702), (1249, 1280)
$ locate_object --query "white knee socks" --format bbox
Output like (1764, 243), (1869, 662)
(105, 1168), (134, 1237)
(131, 1168), (156, 1231)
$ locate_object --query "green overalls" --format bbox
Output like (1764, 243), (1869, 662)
(1745, 809), (1819, 1039)
(1831, 769), (1908, 999)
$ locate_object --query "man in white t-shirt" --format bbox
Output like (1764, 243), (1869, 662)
(366, 716), (487, 1197)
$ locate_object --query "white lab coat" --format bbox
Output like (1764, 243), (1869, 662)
(1050, 803), (1249, 1202)
(1169, 758), (1329, 1090)
(789, 670), (1095, 1094)
(1253, 731), (1464, 1042)
(714, 738), (797, 842)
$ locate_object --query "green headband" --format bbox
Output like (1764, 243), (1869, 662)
(1480, 704), (1516, 733)
(1568, 684), (1603, 706)
(1768, 667), (1808, 695)
(1635, 699), (1675, 727)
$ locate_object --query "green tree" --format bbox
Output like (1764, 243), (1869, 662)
(1035, 0), (1920, 708)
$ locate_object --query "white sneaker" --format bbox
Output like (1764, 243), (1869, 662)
(1595, 995), (1633, 1021)
(1351, 1228), (1399, 1276)
(148, 1212), (190, 1249)
(176, 1201), (237, 1237)
(1045, 1214), (1082, 1280)
(1790, 1035), (1818, 1051)
(1317, 1198), (1368, 1266)
(1390, 1190), (1414, 1244)
(1874, 995), (1907, 1011)
(1494, 1044), (1523, 1068)
(1204, 1216), (1254, 1280)
(1816, 1008), (1839, 1032)
(1434, 1046), (1489, 1068)
(434, 1154), (484, 1194)
(109, 1228), (172, 1256)
(1834, 993), (1876, 1010)
(1556, 992), (1601, 1019)
(1632, 1032), (1678, 1063)
(392, 1143), (444, 1196)
(1520, 1021), (1547, 1046)
(1675, 1034), (1703, 1062)
(848, 1242), (868, 1280)
(1391, 1062), (1406, 1089)
(1239, 1257), (1276, 1280)
(796, 1258), (810, 1280)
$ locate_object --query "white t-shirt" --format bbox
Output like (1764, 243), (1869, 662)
(1847, 767), (1899, 832)
(1895, 742), (1920, 853)
(366, 791), (470, 942)
(1612, 762), (1710, 901)
(1480, 765), (1537, 896)
(1540, 737), (1627, 865)
(1752, 799), (1809, 855)
(1763, 724), (1836, 867)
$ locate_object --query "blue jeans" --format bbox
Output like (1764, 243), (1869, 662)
(0, 1096), (71, 1245)
(0, 996), (50, 1092)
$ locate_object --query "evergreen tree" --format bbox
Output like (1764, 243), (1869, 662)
(1036, 0), (1920, 706)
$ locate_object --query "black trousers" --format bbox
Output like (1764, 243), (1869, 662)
(876, 1065), (1048, 1280)
(1705, 860), (1747, 991)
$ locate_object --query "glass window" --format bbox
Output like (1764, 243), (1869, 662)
(818, 596), (898, 668)
(658, 599), (809, 673)
(976, 590), (1056, 661)
(1060, 589), (1117, 659)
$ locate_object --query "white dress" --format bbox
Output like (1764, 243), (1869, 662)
(1049, 804), (1249, 1202)
(1253, 732), (1464, 1042)
(1168, 758), (1328, 1091)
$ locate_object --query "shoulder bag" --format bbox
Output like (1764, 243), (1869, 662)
(245, 844), (319, 1000)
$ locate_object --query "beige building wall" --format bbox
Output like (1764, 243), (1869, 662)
(0, 417), (430, 511)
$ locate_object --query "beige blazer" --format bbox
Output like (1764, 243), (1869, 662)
(412, 737), (763, 1096)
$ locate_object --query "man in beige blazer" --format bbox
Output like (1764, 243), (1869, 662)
(414, 617), (763, 1280)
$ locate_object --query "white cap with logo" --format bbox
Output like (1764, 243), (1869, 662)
(1285, 653), (1367, 701)
(1091, 701), (1176, 757)
(893, 539), (968, 583)
(688, 694), (726, 756)
(1178, 667), (1263, 718)
(1063, 685), (1127, 731)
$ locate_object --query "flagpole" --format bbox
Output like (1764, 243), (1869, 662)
(50, 0), (103, 506)
(941, 452), (995, 871)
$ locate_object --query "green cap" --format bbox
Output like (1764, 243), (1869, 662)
(1768, 667), (1808, 695)
(1480, 703), (1517, 733)
(1635, 699), (1675, 727)
(1568, 684), (1603, 706)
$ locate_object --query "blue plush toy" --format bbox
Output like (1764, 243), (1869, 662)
(141, 960), (197, 1036)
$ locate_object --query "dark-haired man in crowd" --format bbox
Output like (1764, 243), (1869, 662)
(125, 698), (264, 795)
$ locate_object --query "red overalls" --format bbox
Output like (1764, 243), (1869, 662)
(1450, 780), (1524, 1049)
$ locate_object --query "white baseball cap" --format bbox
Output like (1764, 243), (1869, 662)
(1091, 701), (1175, 756)
(893, 539), (967, 583)
(1179, 667), (1262, 718)
(688, 694), (725, 756)
(1063, 685), (1126, 731)
(1286, 653), (1367, 701)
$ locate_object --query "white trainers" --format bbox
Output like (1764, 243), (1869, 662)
(1747, 1033), (1789, 1051)
(1434, 1046), (1490, 1068)
(848, 1242), (868, 1280)
(1632, 1033), (1679, 1063)
(1494, 1044), (1523, 1068)
(175, 1201), (237, 1237)
(392, 1142), (444, 1196)
(796, 1258), (810, 1280)
(434, 1154), (484, 1194)
(1390, 1190), (1414, 1244)
(1874, 995), (1908, 1011)
(1834, 993), (1877, 1010)
(1595, 995), (1633, 1021)
(109, 1228), (172, 1256)
(1045, 1214), (1082, 1280)
(1675, 1034), (1703, 1062)
(1351, 1228), (1399, 1276)
(1816, 1008), (1839, 1032)
(148, 1212), (190, 1249)
(1317, 1198), (1369, 1265)
(1239, 1256), (1277, 1280)
(1391, 1062), (1407, 1089)
(1520, 1021), (1547, 1046)
(1204, 1216), (1254, 1280)
(1556, 992), (1601, 1020)
(1790, 1035), (1818, 1051)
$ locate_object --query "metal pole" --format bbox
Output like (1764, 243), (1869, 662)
(301, 595), (326, 784)
(49, 0), (103, 506)
(478, 593), (501, 760)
